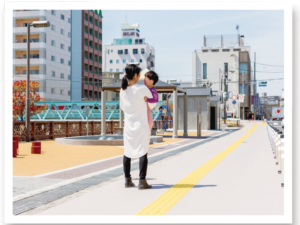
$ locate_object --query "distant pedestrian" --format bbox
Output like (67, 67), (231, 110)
(120, 64), (154, 190)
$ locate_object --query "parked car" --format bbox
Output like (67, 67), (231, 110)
(281, 118), (284, 128)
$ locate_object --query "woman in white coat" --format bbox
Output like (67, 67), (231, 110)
(120, 64), (154, 190)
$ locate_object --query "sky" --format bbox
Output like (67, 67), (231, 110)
(102, 10), (284, 96)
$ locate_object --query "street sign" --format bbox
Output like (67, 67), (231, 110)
(232, 100), (236, 105)
(232, 95), (237, 100)
(259, 81), (267, 87)
(238, 94), (244, 102)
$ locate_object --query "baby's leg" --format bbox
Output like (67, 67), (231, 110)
(147, 107), (153, 130)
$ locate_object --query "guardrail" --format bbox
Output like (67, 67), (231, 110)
(266, 122), (284, 187)
(13, 120), (160, 141)
(221, 118), (240, 127)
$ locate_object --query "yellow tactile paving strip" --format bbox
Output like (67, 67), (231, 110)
(13, 138), (184, 177)
(156, 132), (209, 136)
(136, 124), (257, 215)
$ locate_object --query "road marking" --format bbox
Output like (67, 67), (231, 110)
(136, 124), (257, 215)
(261, 123), (267, 125)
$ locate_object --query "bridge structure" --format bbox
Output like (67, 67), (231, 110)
(15, 101), (170, 121)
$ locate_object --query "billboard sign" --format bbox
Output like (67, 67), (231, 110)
(272, 107), (284, 118)
(259, 81), (267, 87)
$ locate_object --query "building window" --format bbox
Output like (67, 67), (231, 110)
(68, 46), (71, 52)
(94, 43), (98, 50)
(141, 48), (145, 54)
(234, 49), (241, 51)
(116, 69), (119, 72)
(95, 31), (98, 38)
(124, 49), (128, 54)
(95, 19), (98, 26)
(239, 85), (247, 95)
(51, 40), (55, 46)
(84, 26), (88, 34)
(84, 77), (88, 85)
(99, 80), (102, 87)
(61, 14), (64, 20)
(84, 90), (88, 98)
(139, 59), (142, 63)
(133, 49), (138, 54)
(202, 50), (208, 52)
(89, 16), (93, 24)
(60, 43), (64, 49)
(84, 64), (88, 72)
(212, 49), (219, 52)
(84, 13), (88, 21)
(99, 44), (102, 52)
(51, 10), (56, 15)
(99, 56), (102, 64)
(51, 56), (55, 61)
(60, 73), (64, 79)
(110, 60), (113, 64)
(89, 65), (93, 73)
(60, 90), (64, 95)
(224, 63), (228, 77)
(94, 55), (98, 62)
(116, 60), (119, 64)
(84, 51), (88, 59)
(123, 59), (126, 63)
(118, 50), (123, 54)
(135, 39), (138, 44)
(68, 75), (71, 80)
(61, 29), (64, 35)
(94, 67), (98, 74)
(111, 49), (113, 53)
(84, 38), (88, 46)
(89, 53), (93, 60)
(203, 63), (207, 79)
(51, 25), (55, 31)
(68, 32), (71, 38)
(99, 68), (102, 75)
(99, 21), (102, 28)
(68, 61), (71, 66)
(99, 33), (102, 40)
(89, 28), (93, 36)
(68, 18), (71, 23)
(139, 39), (143, 44)
(110, 69), (113, 72)
(222, 49), (230, 52)
(68, 90), (70, 96)
(95, 79), (98, 86)
(89, 40), (93, 48)
(239, 62), (247, 75)
(89, 78), (93, 86)
(60, 58), (64, 64)
(51, 71), (55, 77)
(89, 90), (92, 98)
(131, 59), (134, 63)
(94, 91), (98, 99)
(51, 88), (55, 94)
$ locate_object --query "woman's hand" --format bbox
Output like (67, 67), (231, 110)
(144, 96), (148, 102)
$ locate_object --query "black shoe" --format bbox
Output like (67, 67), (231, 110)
(138, 179), (152, 190)
(125, 177), (135, 188)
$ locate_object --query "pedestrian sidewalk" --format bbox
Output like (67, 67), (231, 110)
(29, 123), (283, 216)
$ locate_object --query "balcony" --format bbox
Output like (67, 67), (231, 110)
(13, 27), (47, 34)
(14, 42), (46, 50)
(13, 74), (46, 81)
(14, 10), (46, 18)
(13, 58), (46, 65)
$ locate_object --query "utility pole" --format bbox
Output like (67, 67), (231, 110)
(219, 69), (221, 91)
(223, 75), (227, 124)
(254, 52), (256, 120)
(242, 70), (245, 120)
(25, 23), (30, 142)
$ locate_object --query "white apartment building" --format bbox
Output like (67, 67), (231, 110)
(103, 22), (155, 77)
(13, 10), (71, 101)
(192, 35), (254, 118)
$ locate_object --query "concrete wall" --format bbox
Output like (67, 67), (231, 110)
(178, 96), (212, 131)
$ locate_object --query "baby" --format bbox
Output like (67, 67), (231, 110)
(143, 71), (159, 130)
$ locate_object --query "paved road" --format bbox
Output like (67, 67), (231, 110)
(19, 123), (283, 216)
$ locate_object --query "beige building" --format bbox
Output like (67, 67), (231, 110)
(102, 72), (123, 101)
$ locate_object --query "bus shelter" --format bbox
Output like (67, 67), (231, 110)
(101, 80), (188, 138)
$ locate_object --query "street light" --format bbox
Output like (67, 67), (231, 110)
(25, 21), (50, 142)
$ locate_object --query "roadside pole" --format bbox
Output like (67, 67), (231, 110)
(242, 70), (245, 120)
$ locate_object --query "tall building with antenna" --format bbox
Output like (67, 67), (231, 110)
(192, 34), (254, 119)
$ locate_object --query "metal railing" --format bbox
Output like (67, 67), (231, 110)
(266, 122), (284, 187)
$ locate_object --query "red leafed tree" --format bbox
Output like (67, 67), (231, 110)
(13, 80), (47, 121)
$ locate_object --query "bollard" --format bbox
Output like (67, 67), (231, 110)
(278, 134), (284, 174)
(31, 142), (41, 154)
(13, 136), (19, 155)
(13, 141), (18, 157)
(222, 124), (225, 133)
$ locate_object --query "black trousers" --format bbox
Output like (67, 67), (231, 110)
(123, 154), (148, 179)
